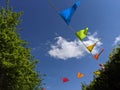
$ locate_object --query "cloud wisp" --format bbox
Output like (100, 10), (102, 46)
(113, 35), (120, 46)
(48, 32), (103, 60)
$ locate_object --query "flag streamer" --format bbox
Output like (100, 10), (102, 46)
(77, 72), (84, 78)
(94, 48), (104, 60)
(48, 0), (104, 60)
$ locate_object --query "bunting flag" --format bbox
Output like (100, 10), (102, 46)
(94, 48), (104, 60)
(62, 77), (69, 83)
(42, 88), (46, 90)
(48, 0), (105, 60)
(77, 72), (84, 78)
(99, 63), (104, 67)
(76, 27), (88, 41)
(87, 43), (96, 52)
(99, 64), (105, 70)
(94, 70), (101, 76)
(59, 1), (80, 25)
(86, 40), (100, 52)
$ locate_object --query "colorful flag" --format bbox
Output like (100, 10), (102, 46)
(94, 70), (101, 76)
(77, 72), (84, 78)
(87, 40), (100, 52)
(62, 77), (69, 83)
(76, 27), (88, 41)
(59, 1), (80, 25)
(99, 64), (105, 70)
(42, 88), (46, 90)
(94, 48), (104, 60)
(87, 43), (96, 52)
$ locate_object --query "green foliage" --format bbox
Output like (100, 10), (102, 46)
(0, 5), (42, 90)
(82, 45), (120, 90)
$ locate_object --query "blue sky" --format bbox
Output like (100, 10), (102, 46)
(1, 0), (120, 90)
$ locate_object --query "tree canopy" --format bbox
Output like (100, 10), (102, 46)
(82, 45), (120, 90)
(0, 1), (42, 90)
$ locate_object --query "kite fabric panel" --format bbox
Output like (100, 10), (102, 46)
(94, 48), (104, 60)
(59, 1), (80, 25)
(76, 27), (88, 41)
(77, 72), (84, 78)
(62, 77), (69, 83)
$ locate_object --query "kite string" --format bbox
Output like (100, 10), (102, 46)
(68, 25), (76, 33)
(98, 48), (104, 56)
(48, 0), (59, 13)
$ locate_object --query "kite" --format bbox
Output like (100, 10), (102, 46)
(62, 77), (69, 83)
(48, 0), (80, 25)
(94, 48), (104, 60)
(76, 27), (88, 41)
(77, 72), (84, 78)
(94, 70), (101, 76)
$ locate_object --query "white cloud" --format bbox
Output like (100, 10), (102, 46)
(113, 35), (120, 45)
(48, 32), (103, 60)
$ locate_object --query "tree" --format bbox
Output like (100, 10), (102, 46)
(0, 1), (42, 90)
(81, 45), (120, 90)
